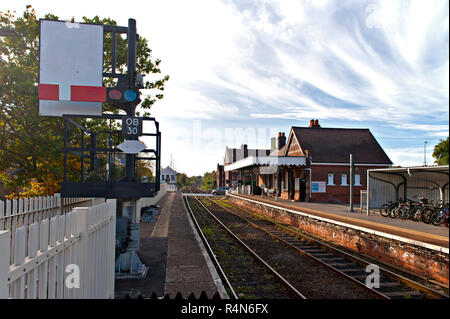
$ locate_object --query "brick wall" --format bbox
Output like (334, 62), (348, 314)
(310, 165), (388, 203)
(216, 164), (224, 188)
(224, 170), (240, 187)
(229, 195), (449, 285)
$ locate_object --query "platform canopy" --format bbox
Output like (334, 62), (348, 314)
(367, 165), (449, 209)
(224, 155), (306, 172)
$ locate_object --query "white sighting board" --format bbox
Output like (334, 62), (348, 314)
(39, 20), (103, 116)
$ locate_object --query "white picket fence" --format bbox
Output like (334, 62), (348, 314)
(0, 195), (116, 299)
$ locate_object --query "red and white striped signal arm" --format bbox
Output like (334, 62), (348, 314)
(38, 84), (106, 102)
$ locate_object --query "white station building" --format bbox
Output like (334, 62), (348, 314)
(160, 166), (178, 192)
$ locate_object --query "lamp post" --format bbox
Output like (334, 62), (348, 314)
(349, 153), (354, 212)
(424, 141), (427, 166)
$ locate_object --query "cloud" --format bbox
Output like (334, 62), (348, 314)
(4, 0), (449, 175)
(385, 147), (436, 167)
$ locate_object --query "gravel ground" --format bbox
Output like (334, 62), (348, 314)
(187, 197), (301, 299)
(198, 197), (379, 299)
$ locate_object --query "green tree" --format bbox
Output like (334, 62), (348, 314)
(201, 171), (216, 191)
(177, 172), (189, 188)
(0, 6), (169, 194)
(176, 173), (202, 189)
(432, 137), (449, 165)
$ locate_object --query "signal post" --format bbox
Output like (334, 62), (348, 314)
(38, 18), (160, 279)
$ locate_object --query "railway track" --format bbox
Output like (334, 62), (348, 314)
(184, 195), (305, 299)
(184, 194), (394, 299)
(205, 196), (448, 299)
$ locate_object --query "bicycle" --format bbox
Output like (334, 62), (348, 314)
(380, 201), (398, 217)
(409, 197), (429, 222)
(444, 211), (449, 228)
(422, 201), (447, 224)
(430, 204), (449, 226)
(389, 200), (407, 219)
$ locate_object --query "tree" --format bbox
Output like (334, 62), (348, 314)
(176, 173), (202, 189)
(201, 171), (216, 191)
(0, 6), (169, 195)
(136, 157), (154, 181)
(432, 137), (449, 165)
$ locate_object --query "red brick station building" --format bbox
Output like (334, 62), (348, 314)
(216, 120), (393, 204)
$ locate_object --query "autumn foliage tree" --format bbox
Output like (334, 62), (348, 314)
(0, 6), (169, 196)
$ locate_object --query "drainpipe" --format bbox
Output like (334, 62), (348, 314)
(305, 168), (312, 202)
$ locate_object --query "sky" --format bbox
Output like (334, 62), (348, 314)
(2, 0), (449, 176)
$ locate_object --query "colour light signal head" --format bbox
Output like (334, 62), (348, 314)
(108, 89), (122, 100)
(106, 87), (139, 104)
(124, 89), (137, 102)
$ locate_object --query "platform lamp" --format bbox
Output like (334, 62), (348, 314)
(424, 141), (427, 166)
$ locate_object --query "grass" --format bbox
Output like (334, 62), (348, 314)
(201, 225), (213, 236)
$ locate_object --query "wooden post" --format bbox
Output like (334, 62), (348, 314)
(106, 199), (116, 298)
(74, 207), (89, 299)
(0, 230), (10, 299)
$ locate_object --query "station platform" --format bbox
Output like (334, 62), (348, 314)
(164, 192), (226, 298)
(115, 192), (226, 299)
(229, 194), (449, 249)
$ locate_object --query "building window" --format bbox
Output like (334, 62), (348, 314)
(161, 174), (165, 180)
(327, 173), (334, 185)
(171, 175), (175, 181)
(341, 173), (348, 186)
(354, 174), (361, 186)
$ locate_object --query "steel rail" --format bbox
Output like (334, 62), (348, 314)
(213, 197), (449, 299)
(203, 196), (386, 299)
(183, 194), (238, 299)
(189, 194), (307, 299)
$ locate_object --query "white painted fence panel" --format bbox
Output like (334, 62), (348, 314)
(0, 199), (115, 299)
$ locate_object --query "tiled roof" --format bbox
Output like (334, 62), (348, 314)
(291, 127), (392, 164)
(161, 166), (177, 174)
(269, 145), (286, 157)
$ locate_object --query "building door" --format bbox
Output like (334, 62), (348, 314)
(299, 178), (306, 202)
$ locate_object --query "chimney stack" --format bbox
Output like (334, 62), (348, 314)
(277, 132), (286, 150)
(309, 119), (321, 128)
(271, 137), (277, 151)
(242, 144), (248, 158)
